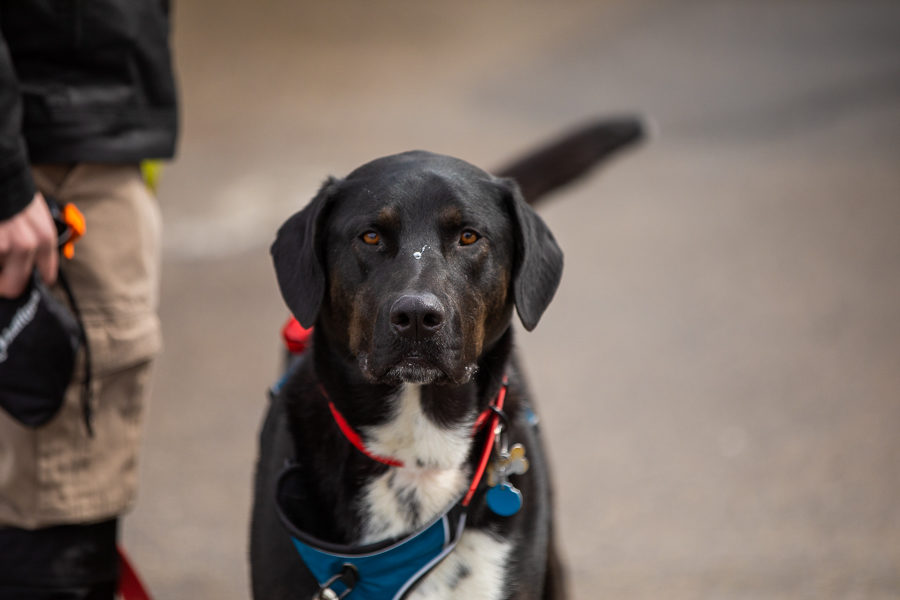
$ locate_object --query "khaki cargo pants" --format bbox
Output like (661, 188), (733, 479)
(0, 164), (162, 529)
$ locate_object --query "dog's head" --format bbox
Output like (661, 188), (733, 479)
(272, 151), (562, 386)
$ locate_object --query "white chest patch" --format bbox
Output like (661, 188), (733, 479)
(363, 384), (474, 471)
(358, 384), (474, 542)
(408, 530), (511, 600)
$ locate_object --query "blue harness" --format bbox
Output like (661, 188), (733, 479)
(271, 355), (527, 599)
(275, 465), (469, 599)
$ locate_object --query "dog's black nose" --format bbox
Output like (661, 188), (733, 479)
(390, 293), (445, 340)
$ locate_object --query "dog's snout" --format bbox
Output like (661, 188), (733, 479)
(390, 293), (446, 340)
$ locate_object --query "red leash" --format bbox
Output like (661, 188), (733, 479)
(118, 546), (152, 600)
(463, 379), (506, 507)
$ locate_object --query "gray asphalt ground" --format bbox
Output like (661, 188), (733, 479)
(123, 1), (900, 598)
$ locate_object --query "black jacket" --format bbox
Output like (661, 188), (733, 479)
(0, 0), (178, 220)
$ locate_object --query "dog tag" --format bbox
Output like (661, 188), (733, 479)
(486, 443), (528, 516)
(487, 443), (529, 487)
(487, 482), (523, 516)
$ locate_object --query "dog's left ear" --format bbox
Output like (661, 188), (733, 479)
(271, 177), (341, 328)
(500, 178), (564, 331)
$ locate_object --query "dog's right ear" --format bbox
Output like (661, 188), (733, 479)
(270, 177), (341, 328)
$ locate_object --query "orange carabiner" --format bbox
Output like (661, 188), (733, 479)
(61, 203), (86, 259)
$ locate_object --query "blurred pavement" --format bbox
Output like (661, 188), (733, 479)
(123, 1), (900, 598)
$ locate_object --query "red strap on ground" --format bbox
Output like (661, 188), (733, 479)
(118, 546), (152, 600)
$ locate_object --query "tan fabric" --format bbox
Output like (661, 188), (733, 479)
(0, 164), (162, 528)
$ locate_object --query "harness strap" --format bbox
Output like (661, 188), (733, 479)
(56, 268), (93, 437)
(276, 465), (470, 600)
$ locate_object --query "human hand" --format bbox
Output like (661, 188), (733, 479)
(0, 192), (58, 297)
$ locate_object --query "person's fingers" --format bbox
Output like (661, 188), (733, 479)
(0, 193), (59, 297)
(33, 232), (59, 287)
(0, 225), (37, 297)
(28, 194), (59, 286)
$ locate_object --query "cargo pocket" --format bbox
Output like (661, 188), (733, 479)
(31, 164), (163, 525)
(35, 351), (157, 523)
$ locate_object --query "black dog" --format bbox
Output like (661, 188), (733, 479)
(251, 119), (642, 599)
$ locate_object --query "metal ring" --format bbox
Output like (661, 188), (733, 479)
(314, 564), (359, 600)
(488, 404), (509, 428)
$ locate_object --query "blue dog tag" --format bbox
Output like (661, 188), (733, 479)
(486, 482), (522, 516)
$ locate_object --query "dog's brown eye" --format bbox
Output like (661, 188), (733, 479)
(361, 231), (381, 245)
(459, 230), (479, 246)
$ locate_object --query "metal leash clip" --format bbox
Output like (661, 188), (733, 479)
(314, 564), (358, 600)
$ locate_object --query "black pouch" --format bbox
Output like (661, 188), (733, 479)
(0, 271), (81, 427)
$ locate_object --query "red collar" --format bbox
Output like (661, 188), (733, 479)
(325, 378), (508, 507)
(327, 400), (405, 467)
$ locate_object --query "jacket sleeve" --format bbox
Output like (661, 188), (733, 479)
(0, 29), (36, 221)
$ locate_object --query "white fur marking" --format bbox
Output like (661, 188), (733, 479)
(359, 384), (474, 542)
(360, 465), (466, 542)
(408, 530), (511, 599)
(364, 384), (472, 470)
